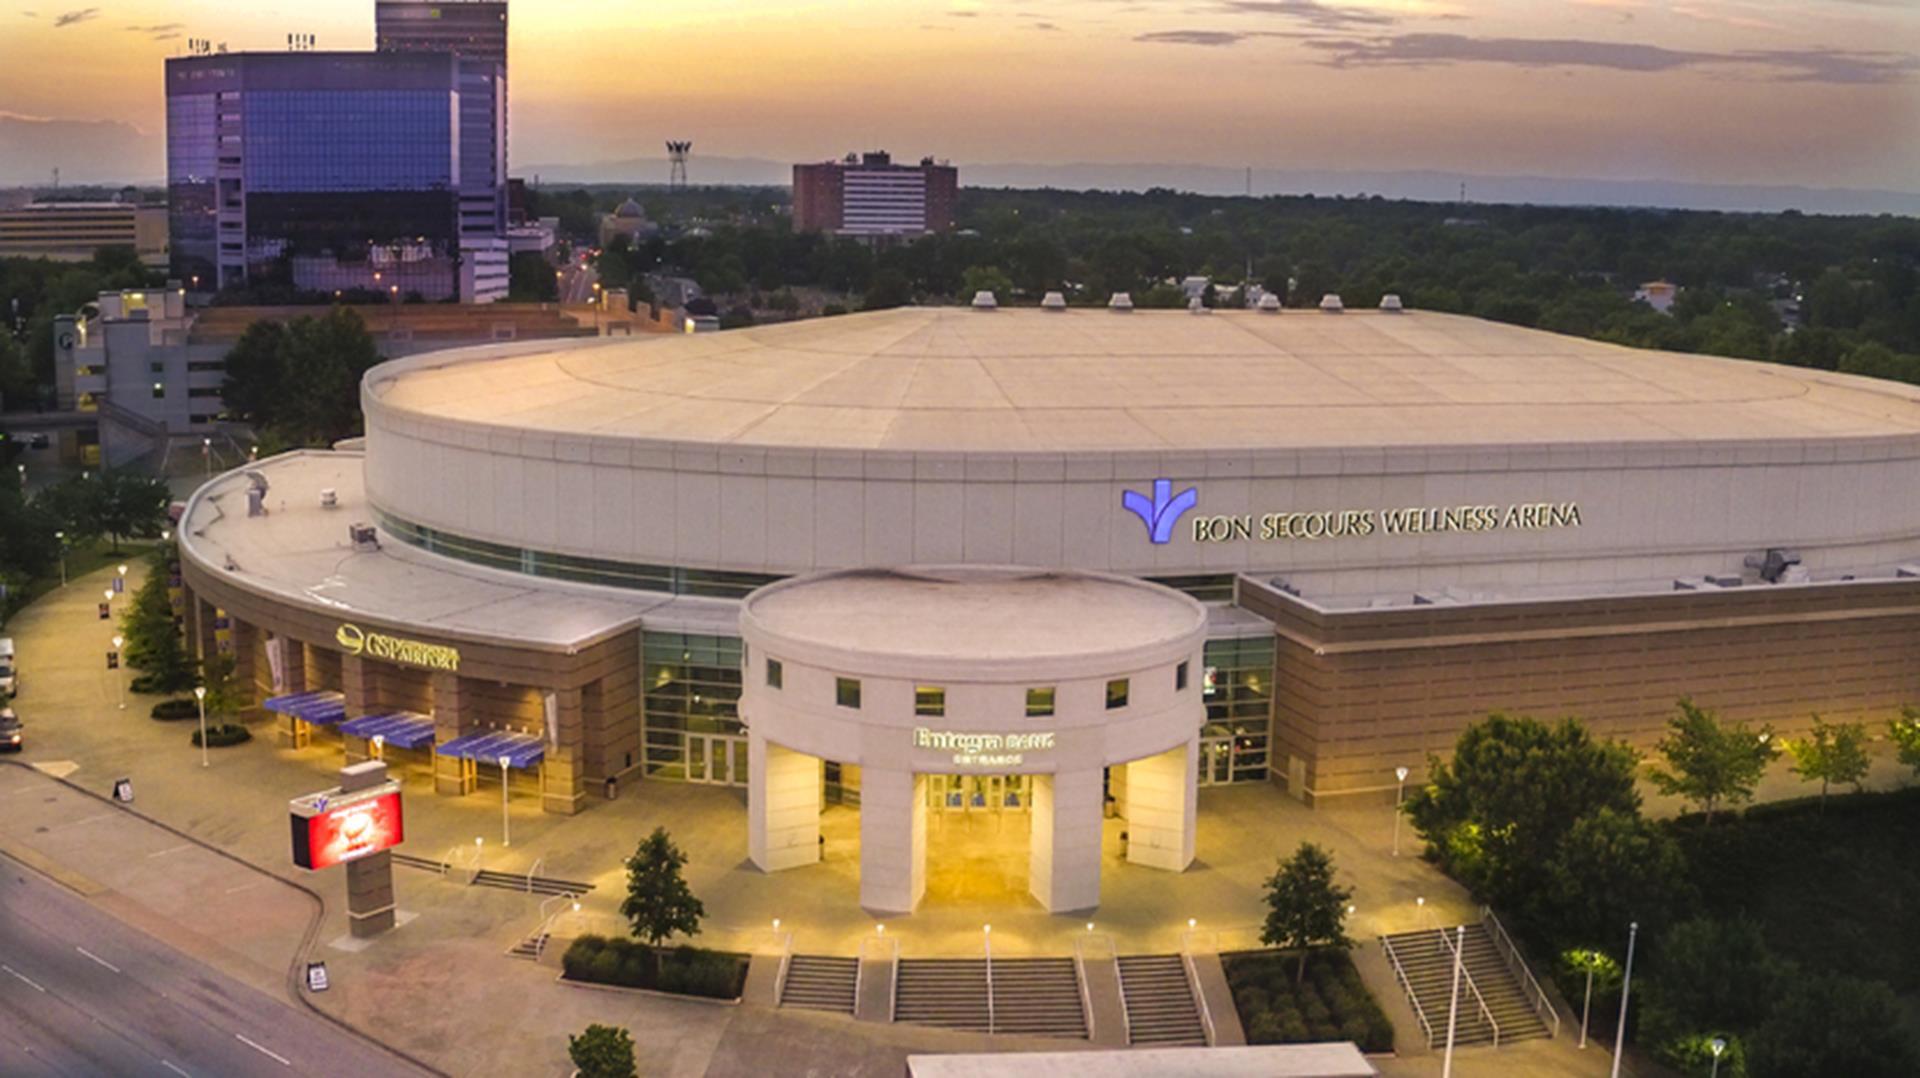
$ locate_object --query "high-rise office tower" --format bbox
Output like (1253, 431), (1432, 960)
(793, 152), (959, 238)
(377, 1), (510, 303)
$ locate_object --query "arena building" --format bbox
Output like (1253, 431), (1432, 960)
(176, 302), (1920, 914)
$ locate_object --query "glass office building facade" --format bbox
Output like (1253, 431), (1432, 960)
(165, 52), (476, 299)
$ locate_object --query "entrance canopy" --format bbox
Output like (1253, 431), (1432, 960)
(437, 730), (545, 769)
(263, 690), (348, 726)
(340, 711), (437, 751)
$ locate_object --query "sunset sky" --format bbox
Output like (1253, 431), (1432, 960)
(2, 0), (1917, 191)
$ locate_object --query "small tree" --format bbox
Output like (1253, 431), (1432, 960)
(1259, 842), (1354, 985)
(197, 653), (247, 722)
(568, 1024), (637, 1078)
(1889, 707), (1920, 778)
(1647, 699), (1777, 824)
(122, 556), (194, 692)
(621, 827), (705, 954)
(1784, 715), (1870, 809)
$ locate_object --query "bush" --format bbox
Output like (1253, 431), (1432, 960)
(132, 671), (198, 696)
(150, 699), (199, 720)
(190, 723), (251, 748)
(1222, 949), (1394, 1053)
(560, 934), (746, 1001)
(568, 1024), (636, 1078)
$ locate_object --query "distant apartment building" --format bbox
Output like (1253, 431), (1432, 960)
(377, 0), (511, 303)
(165, 50), (507, 303)
(0, 201), (169, 267)
(792, 152), (958, 237)
(1635, 280), (1679, 315)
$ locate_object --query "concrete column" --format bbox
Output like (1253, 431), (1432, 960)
(273, 640), (309, 746)
(1030, 769), (1106, 912)
(541, 688), (587, 816)
(341, 760), (397, 938)
(193, 598), (218, 664)
(343, 733), (371, 765)
(1126, 738), (1198, 872)
(859, 769), (926, 915)
(230, 619), (259, 708)
(748, 735), (822, 872)
(342, 654), (374, 716)
(430, 671), (475, 796)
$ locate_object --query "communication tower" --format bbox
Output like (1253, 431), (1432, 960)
(666, 141), (692, 191)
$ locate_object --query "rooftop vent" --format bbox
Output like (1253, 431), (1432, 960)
(1040, 291), (1067, 310)
(1744, 548), (1802, 584)
(319, 488), (339, 509)
(349, 523), (380, 552)
(1108, 292), (1134, 312)
(1379, 294), (1404, 312)
(1188, 296), (1210, 314)
(1319, 294), (1345, 313)
(971, 291), (998, 310)
(1257, 293), (1282, 312)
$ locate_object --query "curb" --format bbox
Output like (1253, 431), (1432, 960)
(555, 972), (744, 1007)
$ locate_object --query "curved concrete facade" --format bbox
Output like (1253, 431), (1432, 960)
(740, 567), (1209, 913)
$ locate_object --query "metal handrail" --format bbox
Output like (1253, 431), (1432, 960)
(1182, 952), (1218, 1047)
(1070, 935), (1105, 1041)
(1436, 926), (1500, 1048)
(1481, 906), (1562, 1038)
(1378, 934), (1436, 1048)
(984, 932), (995, 1035)
(773, 931), (794, 1006)
(1114, 952), (1134, 1046)
(524, 858), (545, 894)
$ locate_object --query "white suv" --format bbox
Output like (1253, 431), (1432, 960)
(0, 638), (14, 698)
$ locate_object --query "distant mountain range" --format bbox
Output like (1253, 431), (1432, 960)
(525, 155), (1920, 217)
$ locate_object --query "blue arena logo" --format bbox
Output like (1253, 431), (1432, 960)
(1122, 480), (1199, 545)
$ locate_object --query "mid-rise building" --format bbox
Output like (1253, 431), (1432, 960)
(166, 50), (507, 303)
(793, 152), (958, 237)
(0, 201), (169, 267)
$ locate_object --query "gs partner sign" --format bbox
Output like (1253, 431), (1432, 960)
(336, 623), (461, 672)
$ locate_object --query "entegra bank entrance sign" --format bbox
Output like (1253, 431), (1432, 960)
(335, 623), (462, 672)
(1123, 482), (1582, 545)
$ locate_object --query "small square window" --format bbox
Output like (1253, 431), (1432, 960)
(766, 658), (783, 689)
(1106, 678), (1130, 710)
(836, 677), (861, 709)
(151, 382), (166, 399)
(1176, 661), (1190, 691)
(1026, 687), (1055, 718)
(915, 685), (945, 717)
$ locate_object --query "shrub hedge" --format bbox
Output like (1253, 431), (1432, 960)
(190, 723), (252, 748)
(561, 935), (747, 1001)
(151, 699), (199, 721)
(1223, 949), (1395, 1053)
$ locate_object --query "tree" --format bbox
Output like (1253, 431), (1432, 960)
(1887, 707), (1920, 778)
(621, 827), (704, 951)
(89, 470), (170, 552)
(221, 320), (291, 427)
(567, 1024), (637, 1078)
(1784, 715), (1870, 809)
(861, 269), (913, 311)
(1647, 699), (1778, 824)
(121, 555), (193, 691)
(1405, 714), (1641, 915)
(197, 653), (246, 722)
(1542, 807), (1690, 945)
(1640, 918), (1785, 1050)
(960, 265), (1015, 301)
(1746, 971), (1920, 1078)
(1259, 842), (1353, 985)
(507, 252), (559, 303)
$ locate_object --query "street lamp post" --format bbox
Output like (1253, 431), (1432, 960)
(499, 755), (512, 847)
(55, 532), (66, 587)
(111, 634), (125, 710)
(116, 563), (128, 597)
(1392, 765), (1410, 856)
(1579, 957), (1595, 1048)
(371, 733), (385, 761)
(15, 462), (22, 490)
(1441, 924), (1465, 1078)
(202, 437), (212, 477)
(194, 686), (209, 768)
(1610, 922), (1639, 1078)
(1709, 1037), (1727, 1078)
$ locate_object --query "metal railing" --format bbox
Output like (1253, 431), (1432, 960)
(1436, 926), (1500, 1048)
(1182, 952), (1218, 1047)
(1481, 906), (1562, 1039)
(524, 858), (545, 894)
(984, 932), (996, 1035)
(773, 931), (795, 1006)
(1072, 934), (1113, 1042)
(1379, 934), (1436, 1048)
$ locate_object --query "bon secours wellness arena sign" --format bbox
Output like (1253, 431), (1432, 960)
(1124, 480), (1582, 545)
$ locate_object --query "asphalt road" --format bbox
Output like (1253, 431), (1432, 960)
(0, 860), (428, 1078)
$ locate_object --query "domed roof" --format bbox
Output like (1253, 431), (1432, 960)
(613, 198), (645, 219)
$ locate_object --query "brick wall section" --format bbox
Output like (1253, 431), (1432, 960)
(1241, 576), (1920, 803)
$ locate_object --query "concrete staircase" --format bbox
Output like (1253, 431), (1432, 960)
(895, 958), (991, 1032)
(1379, 924), (1552, 1048)
(1116, 954), (1207, 1046)
(506, 930), (548, 961)
(780, 955), (858, 1015)
(989, 957), (1088, 1039)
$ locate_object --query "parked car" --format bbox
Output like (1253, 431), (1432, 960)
(0, 637), (15, 697)
(0, 708), (20, 752)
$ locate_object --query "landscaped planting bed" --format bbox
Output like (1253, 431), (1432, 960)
(1223, 949), (1395, 1052)
(561, 935), (747, 1001)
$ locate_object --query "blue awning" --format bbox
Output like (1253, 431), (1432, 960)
(437, 730), (545, 770)
(262, 690), (348, 727)
(339, 711), (437, 751)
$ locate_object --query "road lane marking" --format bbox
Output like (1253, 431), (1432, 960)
(162, 1062), (191, 1077)
(75, 946), (120, 973)
(223, 879), (267, 896)
(45, 812), (114, 832)
(234, 1034), (290, 1066)
(145, 844), (195, 859)
(1, 964), (46, 992)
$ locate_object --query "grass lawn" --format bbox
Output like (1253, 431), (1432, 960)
(1676, 787), (1920, 996)
(1222, 949), (1394, 1052)
(4, 539), (162, 622)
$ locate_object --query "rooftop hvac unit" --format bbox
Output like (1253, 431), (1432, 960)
(349, 523), (380, 552)
(1188, 296), (1209, 314)
(1257, 294), (1282, 312)
(971, 291), (998, 310)
(1899, 564), (1920, 579)
(1108, 292), (1134, 311)
(1319, 294), (1345, 312)
(1379, 294), (1404, 312)
(1041, 291), (1067, 310)
(1743, 548), (1802, 584)
(319, 488), (338, 509)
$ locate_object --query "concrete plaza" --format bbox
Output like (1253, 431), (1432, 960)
(0, 559), (1638, 1075)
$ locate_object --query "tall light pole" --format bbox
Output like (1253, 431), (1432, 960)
(202, 437), (212, 476)
(1578, 953), (1595, 1049)
(1392, 765), (1410, 856)
(499, 755), (512, 847)
(1610, 922), (1639, 1078)
(111, 634), (125, 710)
(15, 462), (23, 490)
(1709, 1037), (1726, 1078)
(116, 563), (128, 596)
(194, 685), (209, 768)
(55, 531), (66, 587)
(371, 733), (385, 761)
(1441, 924), (1464, 1078)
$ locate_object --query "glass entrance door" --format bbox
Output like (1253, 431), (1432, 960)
(1198, 737), (1234, 787)
(686, 735), (747, 787)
